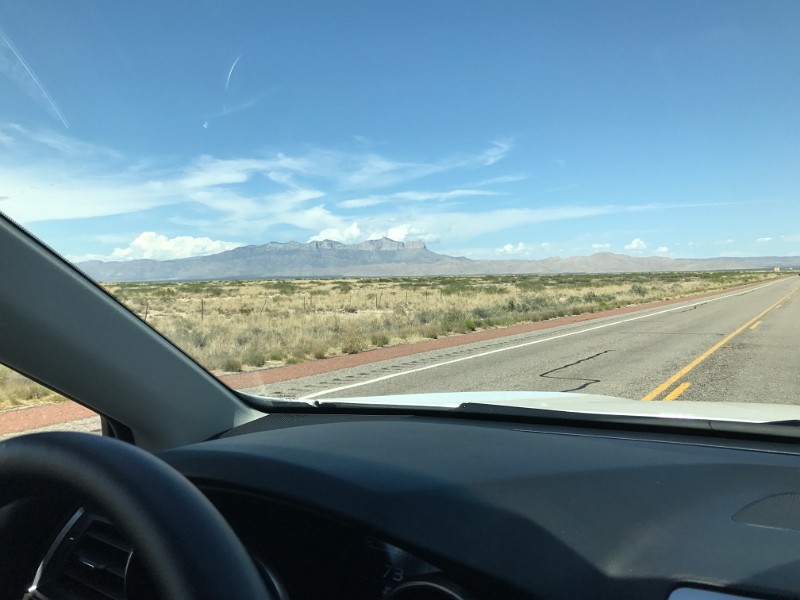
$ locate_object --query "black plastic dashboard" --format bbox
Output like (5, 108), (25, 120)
(31, 412), (800, 599)
(164, 412), (800, 599)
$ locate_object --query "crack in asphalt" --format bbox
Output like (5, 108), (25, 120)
(539, 350), (614, 392)
(679, 304), (703, 313)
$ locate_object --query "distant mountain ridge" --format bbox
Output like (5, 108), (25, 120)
(75, 238), (800, 282)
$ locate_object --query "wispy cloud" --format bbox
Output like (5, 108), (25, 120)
(478, 140), (511, 166)
(0, 27), (69, 128)
(329, 141), (513, 190)
(0, 126), (702, 254)
(536, 183), (579, 194)
(2, 123), (121, 158)
(405, 206), (620, 241)
(334, 154), (444, 190)
(468, 174), (527, 187)
(225, 54), (242, 91)
(339, 188), (497, 208)
(212, 97), (259, 119)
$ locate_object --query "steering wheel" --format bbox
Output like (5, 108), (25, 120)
(0, 431), (272, 600)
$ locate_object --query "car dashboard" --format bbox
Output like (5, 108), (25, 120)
(26, 412), (800, 599)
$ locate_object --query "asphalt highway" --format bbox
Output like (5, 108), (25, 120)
(252, 277), (800, 405)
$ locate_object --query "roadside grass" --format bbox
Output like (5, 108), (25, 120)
(0, 365), (68, 410)
(0, 271), (779, 409)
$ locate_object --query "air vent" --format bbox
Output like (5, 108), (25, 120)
(35, 515), (131, 600)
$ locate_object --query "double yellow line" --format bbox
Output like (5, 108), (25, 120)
(642, 288), (796, 401)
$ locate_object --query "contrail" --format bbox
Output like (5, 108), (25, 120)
(225, 54), (242, 91)
(0, 27), (69, 129)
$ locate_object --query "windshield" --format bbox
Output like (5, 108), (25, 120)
(1, 2), (798, 420)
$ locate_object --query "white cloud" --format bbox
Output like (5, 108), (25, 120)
(756, 237), (773, 243)
(591, 243), (611, 250)
(496, 242), (528, 255)
(96, 232), (244, 261)
(624, 238), (647, 251)
(656, 246), (669, 253)
(382, 224), (439, 243)
(308, 221), (439, 245)
(308, 222), (363, 244)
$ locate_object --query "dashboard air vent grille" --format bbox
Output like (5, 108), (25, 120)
(45, 518), (131, 600)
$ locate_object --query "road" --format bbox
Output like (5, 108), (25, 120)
(247, 277), (800, 404)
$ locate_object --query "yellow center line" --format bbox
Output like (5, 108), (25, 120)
(642, 288), (797, 401)
(749, 320), (762, 330)
(663, 382), (691, 401)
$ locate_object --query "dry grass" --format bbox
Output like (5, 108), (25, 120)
(0, 365), (68, 410)
(0, 271), (778, 409)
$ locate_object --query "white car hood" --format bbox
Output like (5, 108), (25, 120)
(314, 391), (800, 424)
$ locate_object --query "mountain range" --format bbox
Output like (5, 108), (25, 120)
(75, 238), (800, 282)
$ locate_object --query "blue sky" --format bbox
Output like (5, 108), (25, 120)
(0, 1), (798, 262)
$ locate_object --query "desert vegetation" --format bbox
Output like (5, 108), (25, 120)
(0, 271), (778, 409)
(0, 365), (67, 410)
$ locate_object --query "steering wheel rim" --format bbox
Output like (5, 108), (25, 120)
(0, 431), (272, 600)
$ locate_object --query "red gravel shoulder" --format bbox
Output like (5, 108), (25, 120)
(0, 402), (96, 436)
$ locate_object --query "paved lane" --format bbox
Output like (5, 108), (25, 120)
(250, 277), (800, 404)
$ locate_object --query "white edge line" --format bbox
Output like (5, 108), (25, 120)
(303, 280), (784, 400)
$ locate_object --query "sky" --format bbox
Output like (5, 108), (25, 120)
(0, 1), (798, 263)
